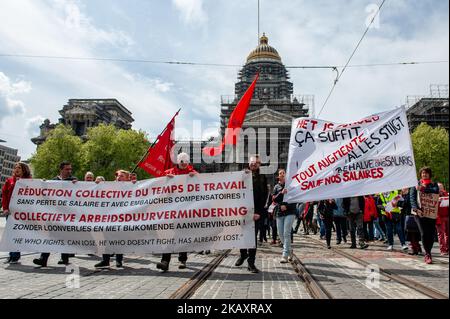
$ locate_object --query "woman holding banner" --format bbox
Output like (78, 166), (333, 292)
(1, 162), (31, 264)
(272, 169), (297, 263)
(410, 167), (440, 264)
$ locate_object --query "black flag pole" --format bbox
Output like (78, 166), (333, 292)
(131, 108), (181, 174)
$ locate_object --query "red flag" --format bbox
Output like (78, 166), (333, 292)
(138, 111), (178, 177)
(203, 73), (259, 157)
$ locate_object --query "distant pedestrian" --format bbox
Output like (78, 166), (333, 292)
(333, 198), (348, 244)
(343, 196), (368, 249)
(318, 199), (336, 249)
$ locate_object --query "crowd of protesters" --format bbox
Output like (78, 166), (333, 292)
(1, 156), (448, 271)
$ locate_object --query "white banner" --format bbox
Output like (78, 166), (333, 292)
(0, 171), (255, 254)
(285, 107), (418, 203)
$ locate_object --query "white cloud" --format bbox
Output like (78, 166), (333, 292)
(0, 72), (31, 123)
(172, 0), (208, 26)
(25, 115), (46, 138)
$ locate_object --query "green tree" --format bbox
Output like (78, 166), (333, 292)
(81, 124), (150, 181)
(30, 124), (84, 179)
(411, 123), (449, 188)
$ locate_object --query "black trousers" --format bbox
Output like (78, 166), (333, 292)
(240, 220), (258, 265)
(161, 252), (187, 263)
(417, 217), (437, 255)
(103, 254), (123, 263)
(347, 213), (365, 245)
(334, 216), (348, 242)
(40, 253), (71, 263)
(323, 218), (333, 246)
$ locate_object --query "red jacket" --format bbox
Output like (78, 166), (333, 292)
(437, 191), (449, 225)
(163, 165), (197, 176)
(2, 177), (17, 211)
(364, 196), (378, 222)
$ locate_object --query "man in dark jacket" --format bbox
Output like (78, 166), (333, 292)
(33, 161), (78, 268)
(235, 155), (268, 273)
(343, 196), (368, 249)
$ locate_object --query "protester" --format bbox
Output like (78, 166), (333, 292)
(436, 183), (449, 256)
(400, 187), (422, 255)
(156, 153), (198, 272)
(267, 200), (278, 245)
(363, 195), (378, 242)
(292, 202), (305, 235)
(95, 169), (136, 268)
(343, 196), (368, 249)
(410, 167), (440, 264)
(95, 176), (105, 183)
(333, 198), (348, 245)
(84, 171), (95, 182)
(235, 155), (267, 273)
(272, 169), (297, 263)
(373, 194), (387, 242)
(33, 161), (77, 268)
(318, 199), (337, 249)
(378, 190), (408, 251)
(1, 162), (32, 264)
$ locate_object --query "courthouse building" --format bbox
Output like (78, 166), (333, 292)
(182, 34), (313, 180)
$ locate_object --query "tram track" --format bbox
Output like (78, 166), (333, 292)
(306, 235), (449, 299)
(169, 249), (231, 299)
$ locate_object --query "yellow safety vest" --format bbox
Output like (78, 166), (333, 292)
(379, 191), (401, 215)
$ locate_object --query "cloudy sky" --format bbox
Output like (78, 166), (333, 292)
(0, 0), (448, 159)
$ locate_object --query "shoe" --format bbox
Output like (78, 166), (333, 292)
(178, 261), (187, 269)
(280, 257), (288, 263)
(58, 259), (69, 265)
(440, 252), (449, 257)
(327, 245), (331, 249)
(3, 257), (11, 264)
(270, 240), (277, 245)
(401, 245), (409, 251)
(288, 254), (293, 262)
(156, 261), (169, 272)
(349, 244), (357, 249)
(424, 254), (432, 264)
(383, 240), (389, 244)
(336, 241), (341, 245)
(386, 245), (393, 251)
(247, 264), (260, 273)
(116, 261), (123, 268)
(359, 243), (369, 249)
(343, 238), (347, 244)
(94, 260), (110, 268)
(205, 250), (211, 255)
(33, 258), (47, 268)
(9, 258), (20, 264)
(235, 256), (248, 267)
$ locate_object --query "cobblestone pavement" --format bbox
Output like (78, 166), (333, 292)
(1, 217), (448, 299)
(191, 247), (311, 299)
(295, 233), (449, 299)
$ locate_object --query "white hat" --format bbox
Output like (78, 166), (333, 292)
(177, 152), (190, 164)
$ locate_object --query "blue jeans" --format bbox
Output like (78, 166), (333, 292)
(276, 214), (296, 257)
(319, 218), (326, 237)
(373, 218), (386, 240)
(385, 217), (405, 246)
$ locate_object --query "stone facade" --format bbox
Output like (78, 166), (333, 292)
(0, 142), (20, 202)
(31, 99), (134, 145)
